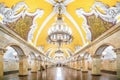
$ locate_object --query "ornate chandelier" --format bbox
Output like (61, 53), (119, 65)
(47, 14), (72, 46)
(47, 1), (72, 46)
(47, 1), (73, 58)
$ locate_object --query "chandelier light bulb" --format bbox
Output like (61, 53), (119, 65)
(47, 1), (73, 46)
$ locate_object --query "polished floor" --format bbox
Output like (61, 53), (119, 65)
(4, 67), (118, 80)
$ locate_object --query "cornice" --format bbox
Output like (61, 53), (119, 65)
(72, 22), (120, 58)
(0, 23), (46, 57)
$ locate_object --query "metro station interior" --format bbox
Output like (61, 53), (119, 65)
(0, 0), (120, 80)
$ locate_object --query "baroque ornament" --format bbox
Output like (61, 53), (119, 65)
(76, 2), (120, 41)
(76, 2), (120, 24)
(0, 2), (44, 42)
(47, 1), (73, 46)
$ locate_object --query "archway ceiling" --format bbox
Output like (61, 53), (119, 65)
(0, 0), (120, 58)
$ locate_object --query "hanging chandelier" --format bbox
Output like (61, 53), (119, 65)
(47, 18), (72, 45)
(47, 12), (73, 46)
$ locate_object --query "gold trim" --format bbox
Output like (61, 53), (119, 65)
(113, 48), (120, 54)
(0, 48), (7, 53)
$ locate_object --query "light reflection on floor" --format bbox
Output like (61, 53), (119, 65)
(55, 67), (64, 80)
(4, 67), (117, 80)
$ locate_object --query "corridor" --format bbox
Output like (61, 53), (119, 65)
(4, 67), (117, 80)
(1, 0), (120, 80)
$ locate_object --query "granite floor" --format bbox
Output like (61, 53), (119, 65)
(4, 67), (118, 80)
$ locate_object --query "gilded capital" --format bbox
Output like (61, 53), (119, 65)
(0, 48), (7, 54)
(31, 57), (38, 61)
(81, 57), (88, 60)
(19, 55), (28, 60)
(113, 48), (120, 54)
(92, 55), (101, 58)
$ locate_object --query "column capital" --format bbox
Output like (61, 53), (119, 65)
(81, 57), (88, 60)
(0, 48), (7, 55)
(113, 48), (120, 54)
(31, 58), (38, 61)
(92, 55), (101, 58)
(19, 55), (28, 60)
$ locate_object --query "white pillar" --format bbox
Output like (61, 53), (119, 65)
(31, 58), (38, 73)
(0, 48), (6, 79)
(91, 55), (101, 76)
(77, 60), (81, 70)
(19, 56), (28, 76)
(114, 48), (120, 79)
(38, 60), (41, 71)
(81, 57), (88, 72)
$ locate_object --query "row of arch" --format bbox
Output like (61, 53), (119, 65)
(67, 43), (118, 76)
(72, 44), (116, 61)
(3, 43), (43, 61)
(1, 43), (51, 78)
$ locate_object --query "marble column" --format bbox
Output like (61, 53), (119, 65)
(19, 56), (28, 76)
(31, 58), (38, 73)
(0, 48), (6, 79)
(77, 60), (81, 70)
(69, 62), (71, 67)
(75, 61), (77, 69)
(70, 62), (72, 68)
(82, 57), (88, 72)
(74, 61), (76, 69)
(38, 61), (41, 71)
(91, 55), (101, 76)
(114, 48), (120, 79)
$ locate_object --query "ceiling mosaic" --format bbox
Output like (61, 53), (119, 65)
(0, 0), (120, 59)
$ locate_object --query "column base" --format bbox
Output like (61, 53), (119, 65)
(77, 69), (81, 71)
(19, 75), (28, 77)
(91, 74), (101, 76)
(82, 71), (88, 73)
(31, 71), (37, 73)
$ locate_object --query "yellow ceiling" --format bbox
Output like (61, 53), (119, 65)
(0, 0), (120, 57)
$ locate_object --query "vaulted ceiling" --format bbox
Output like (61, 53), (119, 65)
(0, 0), (120, 59)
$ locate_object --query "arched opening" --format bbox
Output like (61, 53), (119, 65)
(87, 54), (92, 70)
(76, 55), (81, 70)
(101, 46), (116, 72)
(29, 52), (39, 72)
(83, 52), (89, 59)
(94, 44), (117, 74)
(37, 56), (43, 70)
(4, 45), (26, 75)
(28, 52), (37, 71)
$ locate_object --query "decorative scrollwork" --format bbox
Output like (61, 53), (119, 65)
(0, 2), (44, 41)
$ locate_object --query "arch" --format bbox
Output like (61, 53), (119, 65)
(29, 52), (36, 59)
(4, 43), (26, 57)
(94, 44), (115, 56)
(83, 52), (89, 58)
(3, 46), (20, 73)
(46, 48), (73, 58)
(37, 55), (42, 61)
(45, 48), (53, 57)
(3, 44), (27, 74)
(94, 44), (117, 72)
(77, 55), (81, 61)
